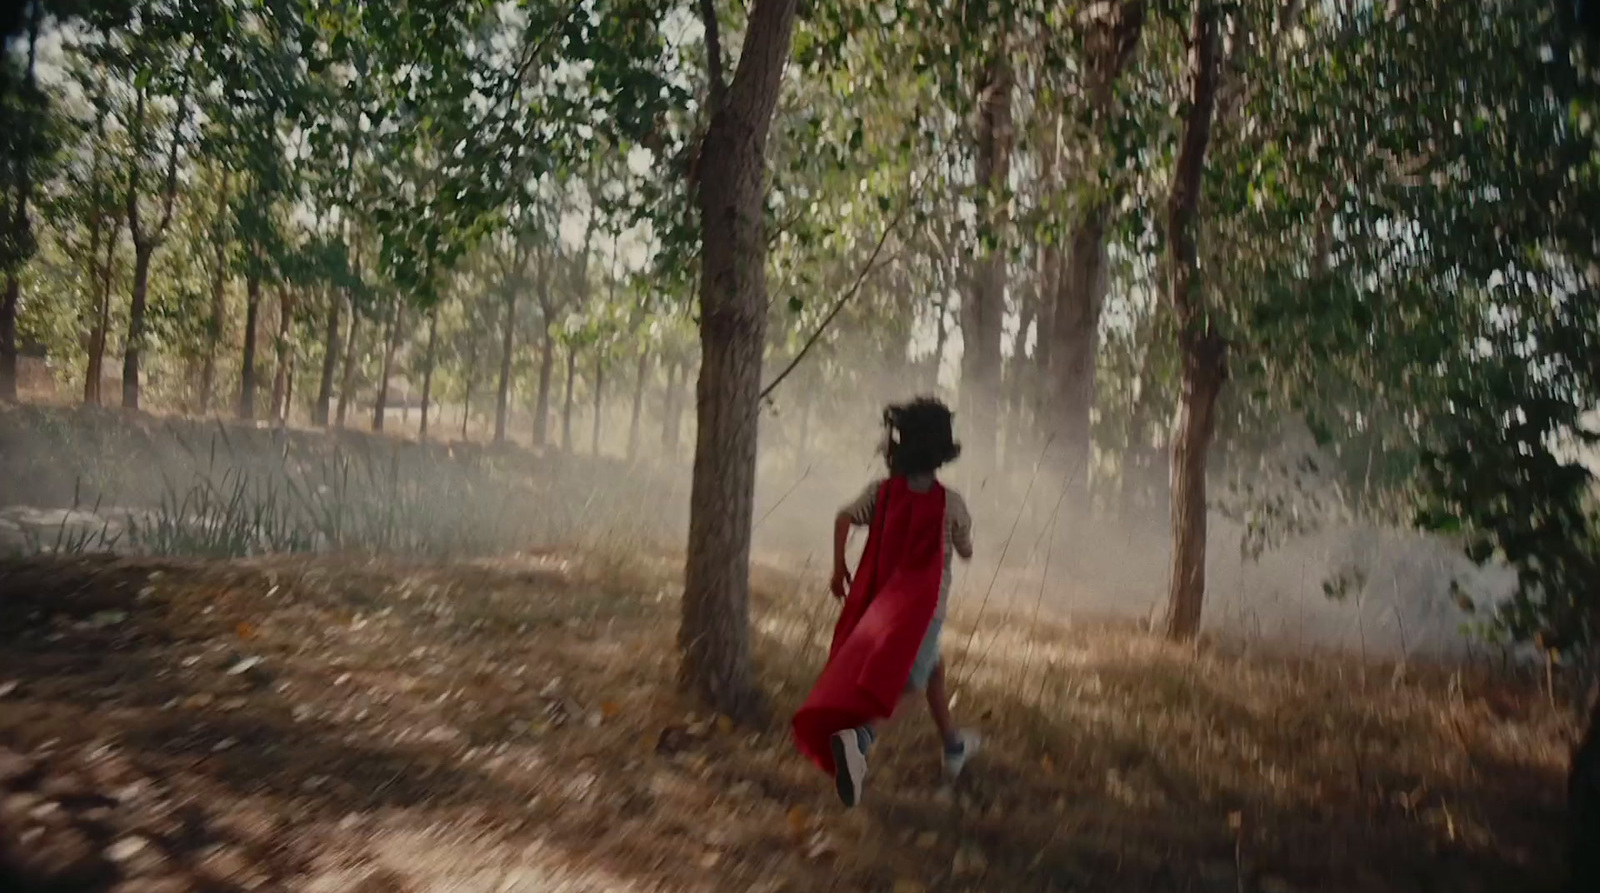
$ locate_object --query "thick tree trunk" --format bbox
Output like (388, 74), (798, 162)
(336, 301), (360, 427)
(628, 349), (650, 461)
(84, 224), (117, 406)
(592, 352), (605, 456)
(420, 308), (439, 441)
(121, 243), (155, 411)
(238, 270), (261, 419)
(562, 342), (576, 452)
(270, 288), (294, 423)
(372, 299), (403, 432)
(679, 0), (798, 720)
(314, 290), (340, 426)
(495, 290), (516, 443)
(533, 329), (553, 447)
(0, 3), (42, 404)
(1162, 0), (1223, 642)
(960, 53), (1013, 477)
(1571, 686), (1600, 893)
(1050, 210), (1109, 479)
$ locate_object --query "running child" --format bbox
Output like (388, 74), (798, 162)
(792, 397), (978, 807)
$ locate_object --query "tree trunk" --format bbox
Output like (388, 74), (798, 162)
(533, 328), (553, 447)
(372, 299), (402, 432)
(238, 270), (261, 419)
(270, 288), (294, 423)
(84, 216), (118, 406)
(495, 289), (516, 443)
(1571, 686), (1600, 893)
(1162, 0), (1223, 642)
(462, 335), (478, 441)
(562, 341), (576, 452)
(679, 0), (798, 720)
(281, 343), (296, 427)
(314, 289), (340, 426)
(628, 349), (650, 461)
(960, 51), (1013, 478)
(930, 293), (949, 391)
(121, 243), (155, 411)
(0, 2), (42, 404)
(1050, 210), (1109, 479)
(199, 170), (231, 414)
(336, 300), (360, 427)
(420, 308), (439, 441)
(592, 352), (605, 456)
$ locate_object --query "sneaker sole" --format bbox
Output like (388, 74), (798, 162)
(831, 733), (862, 807)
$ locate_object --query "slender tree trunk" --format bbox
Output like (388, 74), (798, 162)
(533, 328), (553, 447)
(662, 359), (679, 450)
(85, 216), (119, 406)
(270, 288), (294, 422)
(1163, 0), (1223, 642)
(960, 52), (1013, 477)
(121, 243), (155, 411)
(562, 341), (576, 452)
(281, 345), (296, 427)
(313, 288), (340, 426)
(373, 299), (403, 432)
(495, 289), (516, 443)
(420, 308), (439, 441)
(238, 270), (261, 419)
(200, 170), (231, 414)
(336, 300), (360, 427)
(628, 349), (650, 461)
(0, 2), (42, 403)
(592, 351), (605, 456)
(462, 335), (478, 441)
(679, 0), (798, 719)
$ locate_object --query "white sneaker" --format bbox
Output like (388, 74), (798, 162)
(830, 729), (869, 807)
(942, 730), (981, 781)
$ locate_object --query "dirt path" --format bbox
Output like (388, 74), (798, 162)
(0, 553), (1573, 893)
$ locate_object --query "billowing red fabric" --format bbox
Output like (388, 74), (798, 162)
(793, 476), (946, 773)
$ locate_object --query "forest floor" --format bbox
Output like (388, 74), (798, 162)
(0, 548), (1576, 893)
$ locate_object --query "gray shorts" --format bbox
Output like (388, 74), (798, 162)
(905, 615), (944, 692)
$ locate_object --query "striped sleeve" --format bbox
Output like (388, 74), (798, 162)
(841, 479), (883, 526)
(946, 489), (974, 559)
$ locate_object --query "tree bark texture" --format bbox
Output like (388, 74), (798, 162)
(960, 52), (1013, 477)
(1163, 0), (1224, 642)
(679, 0), (798, 720)
(200, 169), (231, 414)
(84, 214), (119, 406)
(270, 289), (295, 423)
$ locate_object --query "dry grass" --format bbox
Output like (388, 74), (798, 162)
(0, 549), (1574, 893)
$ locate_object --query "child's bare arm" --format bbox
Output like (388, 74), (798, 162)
(830, 512), (853, 599)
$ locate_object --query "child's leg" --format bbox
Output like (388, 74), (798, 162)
(924, 659), (960, 750)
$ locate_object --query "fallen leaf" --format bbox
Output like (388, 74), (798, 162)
(915, 830), (938, 849)
(891, 880), (925, 893)
(601, 701), (622, 718)
(715, 715), (735, 735)
(698, 852), (721, 869)
(785, 805), (811, 838)
(235, 622), (257, 640)
(953, 843), (987, 877)
(0, 681), (18, 698)
(184, 693), (215, 709)
(226, 656), (262, 676)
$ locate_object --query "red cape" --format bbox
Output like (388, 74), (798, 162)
(792, 476), (946, 773)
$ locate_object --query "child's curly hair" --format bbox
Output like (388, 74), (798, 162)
(882, 397), (962, 477)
